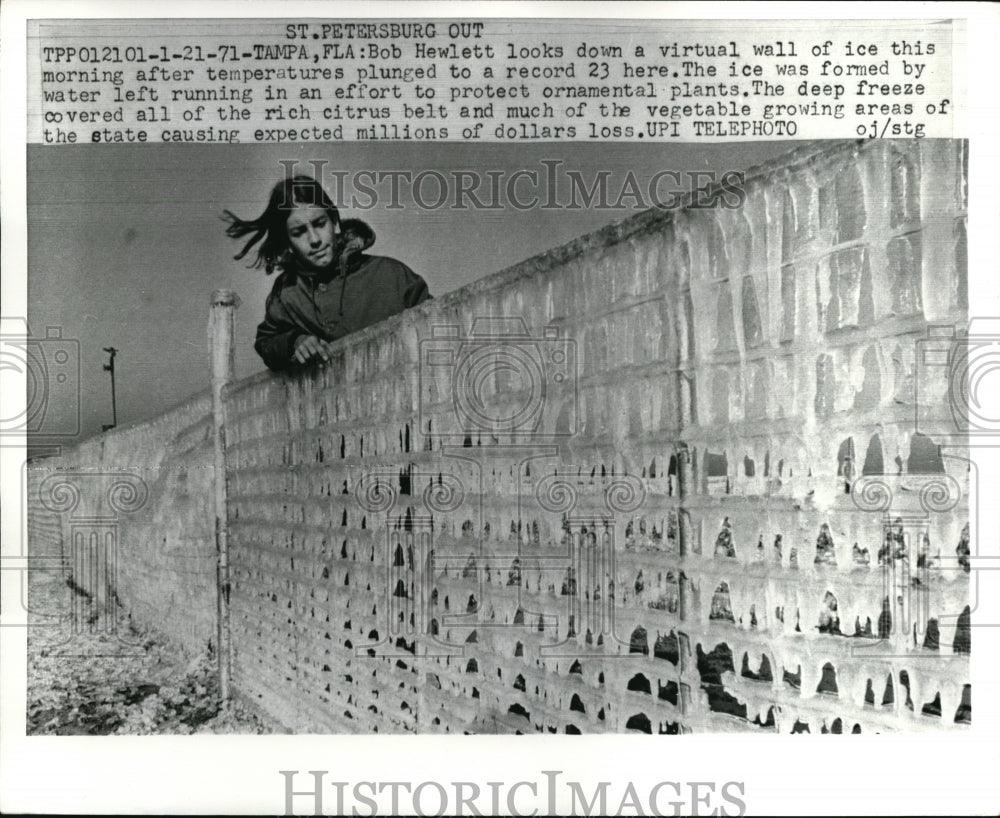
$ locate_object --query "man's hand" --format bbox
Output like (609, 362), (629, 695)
(292, 334), (331, 365)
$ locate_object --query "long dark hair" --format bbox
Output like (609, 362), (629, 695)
(223, 175), (341, 274)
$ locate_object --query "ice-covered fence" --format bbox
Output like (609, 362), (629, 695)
(28, 140), (972, 733)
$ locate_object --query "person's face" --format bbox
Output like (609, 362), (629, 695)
(286, 203), (338, 271)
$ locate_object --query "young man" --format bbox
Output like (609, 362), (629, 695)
(225, 175), (431, 371)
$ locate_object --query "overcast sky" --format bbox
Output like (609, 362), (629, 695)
(26, 140), (796, 445)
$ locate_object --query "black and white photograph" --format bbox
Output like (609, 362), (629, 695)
(2, 3), (999, 815)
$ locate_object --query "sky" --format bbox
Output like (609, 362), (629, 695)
(26, 140), (796, 447)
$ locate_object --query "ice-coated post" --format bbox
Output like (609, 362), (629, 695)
(209, 289), (239, 701)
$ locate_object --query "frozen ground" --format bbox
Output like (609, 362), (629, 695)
(25, 566), (272, 735)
